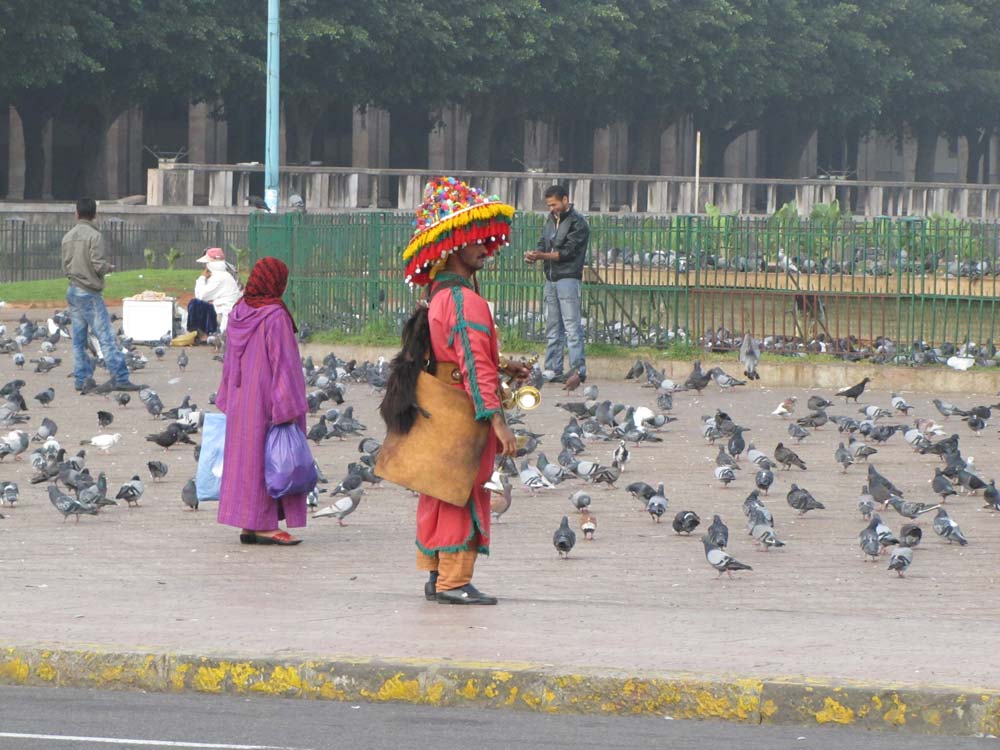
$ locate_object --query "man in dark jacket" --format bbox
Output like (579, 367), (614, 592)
(61, 198), (142, 391)
(524, 184), (589, 382)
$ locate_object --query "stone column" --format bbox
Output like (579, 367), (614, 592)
(661, 115), (696, 176)
(352, 106), (390, 207)
(523, 119), (560, 172)
(104, 107), (143, 199)
(593, 121), (628, 209)
(6, 107), (24, 200)
(428, 104), (470, 171)
(188, 102), (229, 204)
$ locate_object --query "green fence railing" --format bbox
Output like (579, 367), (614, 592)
(249, 212), (1000, 355)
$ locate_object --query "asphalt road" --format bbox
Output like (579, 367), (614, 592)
(0, 686), (996, 750)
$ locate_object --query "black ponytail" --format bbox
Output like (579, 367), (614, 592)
(379, 304), (432, 434)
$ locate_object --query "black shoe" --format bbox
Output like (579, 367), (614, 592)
(549, 373), (568, 384)
(436, 584), (498, 605)
(424, 572), (439, 601)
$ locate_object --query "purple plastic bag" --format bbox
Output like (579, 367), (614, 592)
(264, 423), (318, 499)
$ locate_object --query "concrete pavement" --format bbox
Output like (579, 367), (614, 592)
(2, 308), (1000, 734)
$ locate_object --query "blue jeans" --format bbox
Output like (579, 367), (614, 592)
(66, 285), (129, 386)
(543, 278), (585, 376)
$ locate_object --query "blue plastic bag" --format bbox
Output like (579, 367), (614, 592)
(264, 422), (318, 498)
(195, 412), (226, 501)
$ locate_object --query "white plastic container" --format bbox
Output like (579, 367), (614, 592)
(122, 297), (175, 342)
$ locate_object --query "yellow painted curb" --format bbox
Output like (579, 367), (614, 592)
(300, 343), (1000, 395)
(1, 646), (997, 735)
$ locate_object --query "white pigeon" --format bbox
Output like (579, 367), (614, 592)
(946, 355), (975, 371)
(86, 433), (122, 452)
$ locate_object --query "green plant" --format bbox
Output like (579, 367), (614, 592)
(163, 247), (182, 270)
(142, 248), (156, 269)
(229, 244), (251, 281)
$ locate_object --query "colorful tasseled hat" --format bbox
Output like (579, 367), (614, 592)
(403, 176), (515, 286)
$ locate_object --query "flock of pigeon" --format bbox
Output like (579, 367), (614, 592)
(2, 307), (998, 585)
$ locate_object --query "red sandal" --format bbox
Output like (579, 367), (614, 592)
(254, 531), (302, 546)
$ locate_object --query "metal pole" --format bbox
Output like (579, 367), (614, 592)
(694, 130), (701, 214)
(264, 0), (280, 212)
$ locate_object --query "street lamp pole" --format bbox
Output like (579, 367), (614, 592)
(264, 0), (280, 212)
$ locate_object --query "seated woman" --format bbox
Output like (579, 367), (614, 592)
(187, 247), (242, 339)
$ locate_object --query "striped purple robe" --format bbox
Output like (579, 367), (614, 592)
(216, 300), (308, 530)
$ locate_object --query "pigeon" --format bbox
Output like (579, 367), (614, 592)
(519, 459), (553, 491)
(884, 496), (940, 519)
(626, 481), (659, 505)
(709, 367), (745, 389)
(580, 510), (597, 540)
(48, 485), (98, 522)
(479, 467), (510, 511)
(716, 446), (740, 471)
(646, 488), (668, 522)
(553, 516), (576, 558)
(706, 514), (729, 548)
(714, 465), (736, 487)
(836, 377), (871, 403)
(787, 423), (810, 443)
(771, 397), (796, 418)
(932, 509), (968, 545)
(807, 396), (833, 411)
(112, 392), (131, 408)
(983, 480), (999, 510)
(569, 489), (591, 512)
(899, 523), (922, 548)
(701, 536), (752, 578)
(672, 510), (701, 535)
(0, 481), (19, 506)
(611, 440), (630, 471)
(873, 513), (899, 551)
(313, 488), (363, 525)
(33, 387), (55, 407)
(887, 546), (913, 577)
(738, 333), (760, 380)
(754, 468), (774, 494)
(834, 443), (854, 472)
(181, 478), (199, 510)
(932, 399), (968, 419)
(147, 460), (169, 481)
(774, 442), (806, 470)
(891, 393), (912, 415)
(857, 485), (876, 519)
(930, 468), (957, 501)
(786, 484), (825, 514)
(80, 433), (122, 452)
(115, 475), (145, 507)
(751, 523), (785, 550)
(859, 517), (882, 561)
(97, 411), (114, 429)
(1, 430), (29, 462)
(146, 425), (193, 450)
(249, 195), (271, 211)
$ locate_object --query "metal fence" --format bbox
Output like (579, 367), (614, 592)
(249, 212), (1000, 353)
(0, 217), (249, 283)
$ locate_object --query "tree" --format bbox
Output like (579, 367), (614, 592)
(0, 0), (109, 198)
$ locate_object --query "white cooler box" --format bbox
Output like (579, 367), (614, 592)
(122, 297), (176, 342)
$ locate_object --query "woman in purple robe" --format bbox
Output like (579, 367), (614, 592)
(216, 257), (308, 545)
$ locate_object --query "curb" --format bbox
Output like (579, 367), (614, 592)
(1, 646), (998, 735)
(300, 343), (1000, 395)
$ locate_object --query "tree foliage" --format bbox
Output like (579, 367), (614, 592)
(4, 0), (1000, 191)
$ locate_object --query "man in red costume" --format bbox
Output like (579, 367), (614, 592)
(381, 177), (522, 604)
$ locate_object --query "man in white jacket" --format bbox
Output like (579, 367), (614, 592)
(187, 247), (242, 337)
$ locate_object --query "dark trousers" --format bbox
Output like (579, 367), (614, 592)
(186, 299), (218, 334)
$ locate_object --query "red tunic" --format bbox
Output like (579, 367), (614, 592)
(416, 275), (501, 556)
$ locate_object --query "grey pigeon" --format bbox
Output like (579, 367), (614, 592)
(706, 514), (729, 548)
(786, 484), (825, 514)
(859, 517), (882, 561)
(884, 496), (939, 519)
(569, 489), (591, 512)
(48, 485), (98, 522)
(887, 546), (913, 577)
(834, 442), (854, 472)
(672, 510), (700, 535)
(181, 478), (199, 510)
(147, 460), (169, 482)
(899, 523), (922, 548)
(553, 516), (576, 558)
(932, 509), (968, 545)
(313, 488), (363, 525)
(115, 475), (145, 507)
(701, 536), (752, 577)
(754, 468), (774, 495)
(751, 523), (785, 550)
(774, 443), (806, 470)
(646, 488), (668, 522)
(738, 333), (760, 380)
